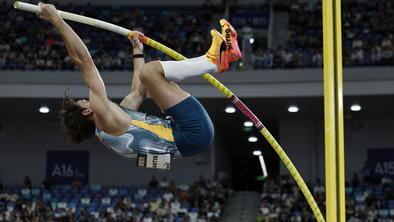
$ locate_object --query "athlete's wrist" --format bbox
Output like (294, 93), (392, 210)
(51, 17), (64, 28)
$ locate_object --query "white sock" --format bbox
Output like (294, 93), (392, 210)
(160, 55), (218, 82)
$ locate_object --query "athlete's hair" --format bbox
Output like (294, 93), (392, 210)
(59, 95), (96, 144)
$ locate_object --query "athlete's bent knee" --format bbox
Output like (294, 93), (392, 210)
(140, 61), (163, 83)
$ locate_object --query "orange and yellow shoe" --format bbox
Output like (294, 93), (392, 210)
(205, 29), (229, 73)
(220, 18), (242, 62)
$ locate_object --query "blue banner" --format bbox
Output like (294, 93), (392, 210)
(46, 151), (89, 184)
(367, 148), (394, 179)
(230, 12), (269, 29)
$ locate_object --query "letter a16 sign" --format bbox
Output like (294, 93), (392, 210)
(46, 151), (89, 184)
(367, 148), (394, 179)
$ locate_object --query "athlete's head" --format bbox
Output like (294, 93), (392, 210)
(59, 95), (95, 144)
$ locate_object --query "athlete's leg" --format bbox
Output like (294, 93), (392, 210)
(138, 22), (242, 156)
(139, 29), (226, 110)
(139, 61), (189, 110)
(140, 61), (216, 156)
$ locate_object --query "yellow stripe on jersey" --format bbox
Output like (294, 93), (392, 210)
(131, 120), (175, 142)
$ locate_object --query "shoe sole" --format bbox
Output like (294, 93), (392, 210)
(220, 19), (242, 62)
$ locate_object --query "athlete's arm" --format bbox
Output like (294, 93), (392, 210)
(120, 32), (147, 110)
(37, 3), (110, 116)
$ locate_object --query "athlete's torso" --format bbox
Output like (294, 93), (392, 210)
(95, 106), (182, 159)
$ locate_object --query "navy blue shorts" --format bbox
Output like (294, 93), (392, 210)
(164, 96), (214, 156)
